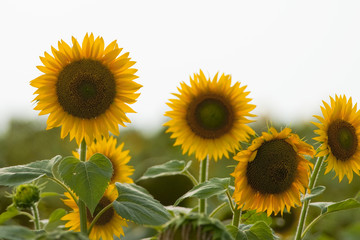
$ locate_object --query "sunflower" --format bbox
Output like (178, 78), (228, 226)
(73, 136), (134, 185)
(31, 33), (142, 144)
(232, 127), (315, 216)
(313, 95), (360, 182)
(164, 70), (256, 161)
(62, 186), (126, 240)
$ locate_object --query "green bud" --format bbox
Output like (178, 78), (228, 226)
(13, 184), (40, 209)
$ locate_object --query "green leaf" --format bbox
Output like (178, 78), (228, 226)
(138, 160), (192, 181)
(44, 208), (67, 232)
(227, 221), (278, 240)
(0, 225), (36, 240)
(302, 185), (326, 202)
(175, 177), (230, 206)
(113, 182), (171, 226)
(241, 210), (272, 225)
(0, 155), (61, 186)
(310, 198), (360, 214)
(0, 205), (20, 225)
(58, 153), (112, 215)
(226, 225), (247, 240)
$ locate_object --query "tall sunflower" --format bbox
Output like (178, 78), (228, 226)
(73, 136), (134, 185)
(313, 95), (360, 182)
(164, 70), (256, 161)
(232, 127), (315, 216)
(31, 33), (141, 144)
(62, 186), (126, 240)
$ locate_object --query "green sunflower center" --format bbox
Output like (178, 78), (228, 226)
(56, 59), (116, 119)
(246, 139), (298, 194)
(186, 94), (234, 139)
(327, 119), (358, 161)
(86, 196), (114, 225)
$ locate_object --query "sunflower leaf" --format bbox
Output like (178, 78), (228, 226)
(174, 177), (230, 206)
(113, 182), (171, 226)
(0, 205), (20, 225)
(58, 153), (112, 215)
(0, 225), (36, 240)
(310, 198), (360, 214)
(302, 185), (326, 202)
(137, 160), (192, 181)
(44, 208), (67, 232)
(227, 221), (279, 240)
(0, 155), (62, 186)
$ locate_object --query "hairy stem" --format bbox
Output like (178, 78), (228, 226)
(79, 139), (88, 235)
(199, 155), (209, 214)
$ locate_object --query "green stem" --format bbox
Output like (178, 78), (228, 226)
(209, 202), (227, 218)
(88, 202), (114, 235)
(79, 139), (88, 235)
(47, 177), (78, 203)
(183, 170), (198, 186)
(199, 155), (209, 215)
(30, 204), (41, 230)
(294, 156), (324, 240)
(301, 214), (326, 239)
(232, 204), (242, 227)
(226, 189), (235, 212)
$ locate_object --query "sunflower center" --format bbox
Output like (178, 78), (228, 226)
(56, 59), (116, 119)
(327, 119), (358, 161)
(186, 94), (233, 139)
(246, 139), (298, 194)
(86, 197), (114, 225)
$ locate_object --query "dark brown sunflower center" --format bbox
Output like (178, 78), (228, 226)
(327, 119), (358, 161)
(246, 139), (298, 194)
(186, 94), (234, 139)
(86, 196), (114, 225)
(56, 59), (116, 119)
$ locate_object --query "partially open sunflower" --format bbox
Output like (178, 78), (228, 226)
(313, 95), (360, 182)
(31, 33), (141, 144)
(164, 70), (256, 161)
(62, 186), (126, 240)
(232, 127), (315, 216)
(73, 136), (134, 185)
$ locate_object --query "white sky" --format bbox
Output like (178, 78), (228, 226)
(1, 0), (360, 133)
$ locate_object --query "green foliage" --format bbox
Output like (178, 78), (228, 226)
(302, 185), (326, 202)
(241, 210), (272, 225)
(0, 156), (61, 186)
(310, 198), (360, 214)
(227, 221), (279, 240)
(175, 177), (230, 206)
(0, 205), (20, 225)
(58, 153), (113, 215)
(0, 225), (37, 240)
(44, 208), (67, 232)
(138, 160), (192, 181)
(113, 182), (171, 226)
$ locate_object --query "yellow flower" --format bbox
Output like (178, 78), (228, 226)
(62, 186), (126, 240)
(232, 127), (315, 216)
(31, 33), (141, 144)
(164, 70), (256, 161)
(313, 95), (360, 182)
(73, 136), (134, 185)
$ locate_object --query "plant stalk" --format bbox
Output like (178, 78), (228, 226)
(79, 139), (88, 235)
(199, 155), (209, 214)
(30, 203), (41, 230)
(232, 204), (241, 227)
(294, 156), (324, 240)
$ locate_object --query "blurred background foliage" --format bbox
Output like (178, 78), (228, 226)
(0, 118), (359, 239)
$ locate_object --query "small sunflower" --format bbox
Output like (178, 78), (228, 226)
(164, 70), (256, 161)
(313, 95), (360, 182)
(73, 136), (134, 185)
(232, 127), (315, 216)
(31, 33), (141, 144)
(62, 186), (126, 240)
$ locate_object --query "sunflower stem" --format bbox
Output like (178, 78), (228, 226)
(232, 204), (242, 227)
(30, 203), (41, 230)
(183, 170), (198, 186)
(209, 202), (227, 218)
(79, 139), (88, 235)
(88, 202), (114, 235)
(225, 189), (235, 212)
(199, 155), (209, 215)
(294, 156), (324, 240)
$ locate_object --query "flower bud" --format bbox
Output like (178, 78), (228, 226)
(13, 184), (40, 209)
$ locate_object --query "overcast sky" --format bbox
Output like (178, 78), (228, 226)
(1, 0), (360, 133)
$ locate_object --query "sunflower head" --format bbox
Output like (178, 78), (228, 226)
(232, 127), (315, 216)
(62, 185), (127, 240)
(313, 95), (360, 183)
(73, 136), (134, 185)
(164, 70), (256, 161)
(31, 33), (142, 144)
(12, 184), (40, 209)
